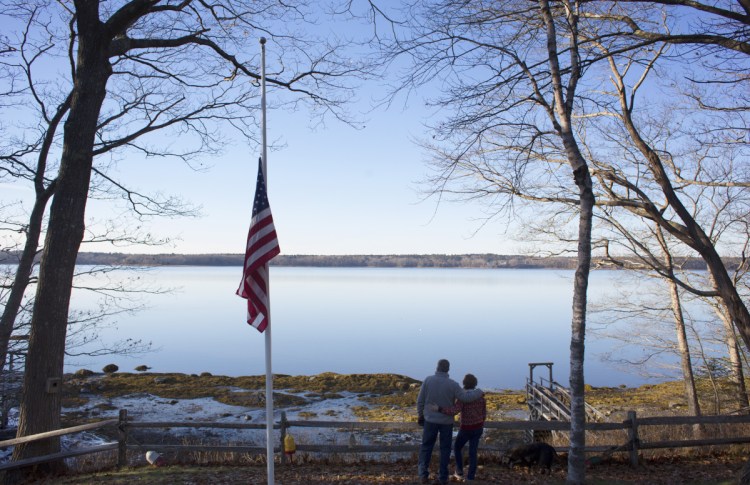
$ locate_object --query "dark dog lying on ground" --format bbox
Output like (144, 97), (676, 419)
(502, 442), (558, 474)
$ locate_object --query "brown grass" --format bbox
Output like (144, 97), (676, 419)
(13, 453), (746, 484)
(40, 372), (750, 484)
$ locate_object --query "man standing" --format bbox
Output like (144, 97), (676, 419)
(417, 359), (483, 485)
(437, 373), (487, 482)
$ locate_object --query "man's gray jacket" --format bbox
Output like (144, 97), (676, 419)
(416, 371), (483, 425)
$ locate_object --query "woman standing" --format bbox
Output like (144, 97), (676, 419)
(436, 374), (486, 482)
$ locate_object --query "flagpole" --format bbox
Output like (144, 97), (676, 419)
(259, 36), (275, 485)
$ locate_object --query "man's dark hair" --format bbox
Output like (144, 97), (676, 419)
(463, 373), (478, 389)
(437, 359), (450, 373)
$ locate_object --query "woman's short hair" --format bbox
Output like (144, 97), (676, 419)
(463, 373), (478, 389)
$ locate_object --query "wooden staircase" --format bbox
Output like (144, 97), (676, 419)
(525, 362), (605, 442)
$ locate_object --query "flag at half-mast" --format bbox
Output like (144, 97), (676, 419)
(237, 158), (281, 332)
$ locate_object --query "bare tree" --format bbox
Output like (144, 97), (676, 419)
(0, 9), (67, 375)
(369, 0), (748, 479)
(576, 0), (750, 351)
(0, 8), (194, 379)
(601, 53), (750, 356)
(518, 26), (750, 415)
(710, 297), (750, 411)
(371, 0), (596, 481)
(577, 3), (750, 409)
(0, 0), (368, 470)
(588, 144), (750, 413)
(609, 227), (704, 416)
(451, 0), (750, 409)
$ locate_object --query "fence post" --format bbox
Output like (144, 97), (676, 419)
(117, 409), (128, 468)
(280, 411), (288, 466)
(627, 410), (639, 467)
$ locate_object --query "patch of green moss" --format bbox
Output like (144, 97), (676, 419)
(62, 371), (421, 411)
(62, 395), (89, 408)
(61, 371), (748, 427)
(215, 391), (308, 408)
(585, 378), (748, 416)
(93, 402), (118, 412)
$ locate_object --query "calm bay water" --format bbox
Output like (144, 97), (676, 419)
(65, 266), (655, 390)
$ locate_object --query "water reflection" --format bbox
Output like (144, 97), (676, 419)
(65, 266), (658, 389)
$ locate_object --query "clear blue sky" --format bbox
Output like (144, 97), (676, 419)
(83, 79), (524, 256)
(140, 109), (519, 255)
(0, 8), (525, 257)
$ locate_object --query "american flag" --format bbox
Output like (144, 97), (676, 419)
(237, 158), (281, 332)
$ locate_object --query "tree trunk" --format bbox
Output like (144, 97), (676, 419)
(716, 304), (750, 412)
(11, 3), (111, 469)
(536, 0), (591, 479)
(668, 279), (704, 435)
(0, 95), (67, 374)
(668, 280), (701, 417)
(0, 200), (46, 373)
(567, 165), (594, 485)
(707, 256), (750, 353)
(619, 106), (750, 355)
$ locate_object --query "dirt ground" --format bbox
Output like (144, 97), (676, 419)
(32, 454), (746, 484)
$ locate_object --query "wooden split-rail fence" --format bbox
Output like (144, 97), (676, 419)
(0, 407), (749, 472)
(1, 362), (749, 472)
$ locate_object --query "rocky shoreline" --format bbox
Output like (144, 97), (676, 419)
(58, 369), (721, 428)
(60, 370), (527, 427)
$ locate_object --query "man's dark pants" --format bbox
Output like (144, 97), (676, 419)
(418, 421), (453, 483)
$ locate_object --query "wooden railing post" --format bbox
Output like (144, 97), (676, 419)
(280, 411), (288, 466)
(627, 410), (639, 467)
(117, 409), (128, 468)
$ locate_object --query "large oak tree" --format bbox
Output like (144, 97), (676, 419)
(2, 0), (367, 471)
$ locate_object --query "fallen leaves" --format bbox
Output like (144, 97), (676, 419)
(50, 454), (747, 484)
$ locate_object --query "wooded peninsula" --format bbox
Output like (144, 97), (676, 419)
(1, 252), (720, 269)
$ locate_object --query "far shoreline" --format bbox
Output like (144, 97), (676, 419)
(2, 251), (722, 270)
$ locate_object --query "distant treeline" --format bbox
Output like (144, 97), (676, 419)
(0, 251), (721, 269)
